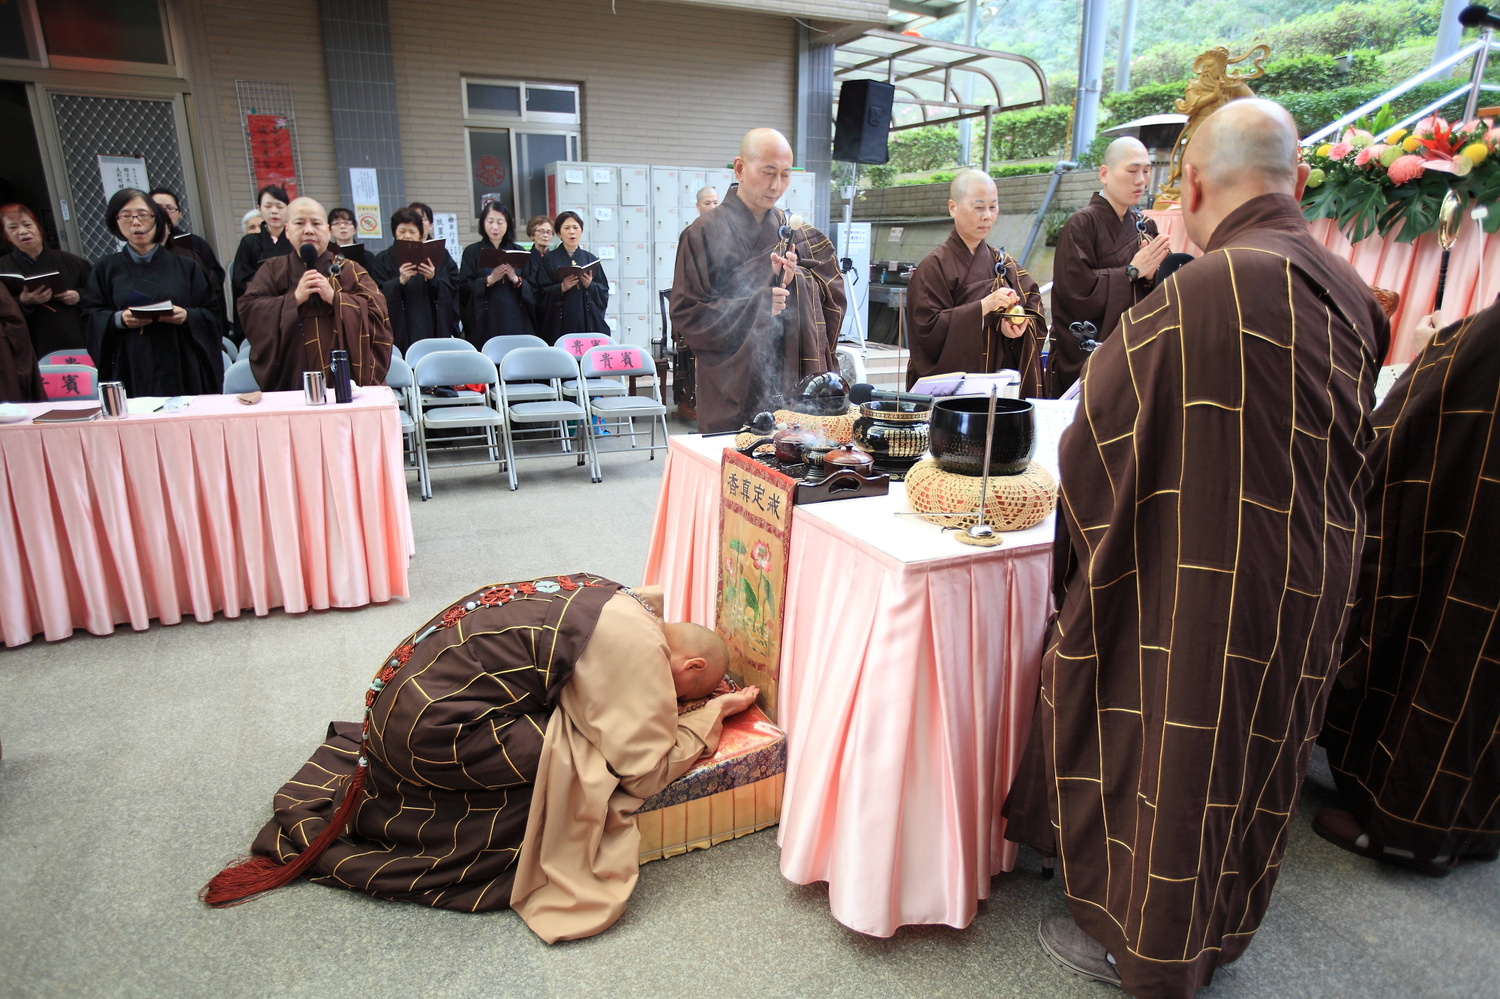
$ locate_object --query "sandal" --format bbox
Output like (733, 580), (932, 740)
(1313, 808), (1459, 877)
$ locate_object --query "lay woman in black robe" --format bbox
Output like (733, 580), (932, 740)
(0, 203), (91, 358)
(230, 186), (293, 336)
(80, 190), (222, 396)
(368, 207), (458, 352)
(459, 202), (535, 347)
(535, 211), (609, 344)
(523, 214), (554, 331)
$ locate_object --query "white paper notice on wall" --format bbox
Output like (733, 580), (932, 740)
(597, 245), (617, 259)
(592, 168), (611, 184)
(350, 168), (382, 238)
(594, 206), (613, 222)
(889, 226), (905, 243)
(432, 212), (461, 264)
(564, 168), (585, 185)
(97, 156), (148, 200)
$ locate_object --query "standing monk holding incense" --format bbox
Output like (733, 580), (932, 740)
(670, 128), (845, 432)
(1048, 137), (1169, 396)
(238, 197), (392, 392)
(904, 169), (1044, 394)
(1002, 99), (1389, 998)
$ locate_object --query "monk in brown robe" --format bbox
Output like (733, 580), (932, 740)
(0, 282), (43, 402)
(204, 574), (757, 943)
(1002, 99), (1389, 997)
(670, 128), (845, 432)
(904, 169), (1045, 394)
(238, 197), (392, 392)
(1048, 137), (1170, 396)
(1315, 300), (1500, 876)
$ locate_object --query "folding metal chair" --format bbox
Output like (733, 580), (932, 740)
(221, 336), (237, 359)
(578, 344), (669, 474)
(384, 355), (418, 466)
(497, 347), (599, 490)
(413, 350), (506, 500)
(38, 349), (94, 368)
(556, 333), (627, 402)
(481, 335), (551, 402)
(407, 337), (486, 410)
(222, 358), (260, 394)
(37, 363), (98, 401)
(222, 351), (233, 375)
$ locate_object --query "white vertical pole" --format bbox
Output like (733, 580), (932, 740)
(1071, 0), (1108, 160)
(1115, 0), (1139, 93)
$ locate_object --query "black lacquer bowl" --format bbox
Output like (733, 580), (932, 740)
(929, 397), (1035, 476)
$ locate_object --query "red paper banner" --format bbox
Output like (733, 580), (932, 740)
(246, 114), (299, 198)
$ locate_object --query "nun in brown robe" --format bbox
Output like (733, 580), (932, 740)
(670, 129), (845, 433)
(238, 197), (392, 392)
(206, 574), (755, 944)
(1316, 299), (1500, 872)
(1003, 101), (1389, 998)
(904, 170), (1044, 394)
(1048, 137), (1169, 396)
(0, 283), (43, 402)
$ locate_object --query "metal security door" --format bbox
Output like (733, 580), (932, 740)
(46, 92), (196, 261)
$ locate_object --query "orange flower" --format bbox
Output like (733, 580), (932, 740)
(1387, 154), (1428, 184)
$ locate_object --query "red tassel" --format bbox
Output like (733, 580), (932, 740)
(200, 765), (368, 908)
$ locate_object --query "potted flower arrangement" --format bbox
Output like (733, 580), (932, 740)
(1301, 105), (1500, 242)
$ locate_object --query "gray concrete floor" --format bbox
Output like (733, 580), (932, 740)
(1, 423), (1495, 999)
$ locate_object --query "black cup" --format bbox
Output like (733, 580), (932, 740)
(929, 397), (1035, 476)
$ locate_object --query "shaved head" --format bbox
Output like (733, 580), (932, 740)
(1103, 136), (1148, 169)
(1180, 98), (1309, 249)
(284, 197), (331, 255)
(949, 168), (995, 202)
(285, 197), (325, 220)
(739, 127), (793, 162)
(663, 622), (730, 700)
(734, 128), (795, 219)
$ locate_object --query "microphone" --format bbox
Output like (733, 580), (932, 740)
(1459, 5), (1500, 29)
(848, 382), (935, 408)
(299, 242), (320, 272)
(1155, 253), (1195, 283)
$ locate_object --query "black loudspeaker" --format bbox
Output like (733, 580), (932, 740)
(833, 80), (895, 164)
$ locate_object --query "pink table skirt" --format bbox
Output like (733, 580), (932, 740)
(1146, 208), (1498, 365)
(0, 389), (414, 648)
(643, 433), (1054, 935)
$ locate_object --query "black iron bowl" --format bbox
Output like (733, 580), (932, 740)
(929, 396), (1035, 476)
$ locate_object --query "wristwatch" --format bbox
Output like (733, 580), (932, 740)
(1126, 264), (1141, 282)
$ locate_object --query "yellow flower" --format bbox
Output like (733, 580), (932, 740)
(1386, 128), (1408, 145)
(1402, 136), (1422, 152)
(1462, 142), (1489, 165)
(1316, 143), (1333, 158)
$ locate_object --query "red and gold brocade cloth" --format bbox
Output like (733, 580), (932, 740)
(637, 701), (785, 813)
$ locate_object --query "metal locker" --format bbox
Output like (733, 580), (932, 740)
(651, 167), (679, 203)
(652, 204), (681, 240)
(587, 165), (620, 204)
(679, 170), (707, 208)
(786, 173), (813, 215)
(590, 206), (620, 242)
(555, 163), (588, 209)
(620, 166), (649, 206)
(592, 243), (619, 275)
(620, 204), (649, 243)
(710, 169), (737, 195)
(653, 241), (678, 285)
(618, 315), (650, 350)
(620, 242), (650, 279)
(620, 277), (650, 315)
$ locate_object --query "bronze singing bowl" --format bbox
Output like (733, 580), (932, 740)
(928, 397), (1035, 476)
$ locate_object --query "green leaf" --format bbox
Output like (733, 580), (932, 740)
(741, 577), (759, 617)
(728, 539), (746, 554)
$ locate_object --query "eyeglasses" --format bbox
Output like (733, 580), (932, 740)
(116, 212), (156, 223)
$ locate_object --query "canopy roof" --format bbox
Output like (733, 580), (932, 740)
(834, 27), (1048, 129)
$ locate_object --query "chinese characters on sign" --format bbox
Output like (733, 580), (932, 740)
(245, 114), (299, 199)
(432, 213), (461, 265)
(96, 156), (148, 200)
(349, 168), (381, 239)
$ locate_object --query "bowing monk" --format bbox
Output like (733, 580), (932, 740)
(203, 574), (757, 943)
(1002, 99), (1389, 998)
(670, 128), (845, 432)
(1048, 137), (1170, 396)
(1316, 301), (1500, 876)
(904, 169), (1044, 394)
(238, 197), (392, 392)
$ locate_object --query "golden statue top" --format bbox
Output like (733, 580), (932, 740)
(1155, 44), (1273, 208)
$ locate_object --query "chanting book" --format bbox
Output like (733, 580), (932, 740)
(556, 260), (601, 282)
(910, 370), (1021, 398)
(335, 242), (367, 266)
(0, 271), (68, 296)
(127, 300), (174, 319)
(479, 248), (532, 270)
(32, 407), (101, 423)
(393, 238), (450, 270)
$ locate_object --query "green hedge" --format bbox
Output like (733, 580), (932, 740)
(885, 126), (960, 174)
(987, 104), (1073, 160)
(1279, 80), (1469, 136)
(1103, 81), (1188, 124)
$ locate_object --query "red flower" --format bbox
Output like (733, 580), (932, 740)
(364, 688), (378, 707)
(515, 582), (537, 595)
(557, 575), (578, 591)
(393, 644), (414, 665)
(376, 665), (397, 684)
(1387, 154), (1428, 184)
(479, 588), (504, 606)
(441, 606), (467, 627)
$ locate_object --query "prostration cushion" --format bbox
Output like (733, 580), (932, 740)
(637, 700), (785, 814)
(904, 457), (1057, 531)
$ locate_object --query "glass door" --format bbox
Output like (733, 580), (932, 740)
(465, 127), (514, 223)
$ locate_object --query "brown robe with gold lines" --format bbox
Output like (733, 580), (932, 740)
(239, 250), (392, 392)
(247, 575), (725, 938)
(904, 228), (1044, 395)
(1319, 299), (1500, 861)
(1003, 194), (1389, 998)
(671, 185), (845, 433)
(1048, 193), (1158, 396)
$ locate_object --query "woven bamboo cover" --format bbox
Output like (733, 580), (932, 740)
(904, 458), (1058, 531)
(733, 405), (859, 449)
